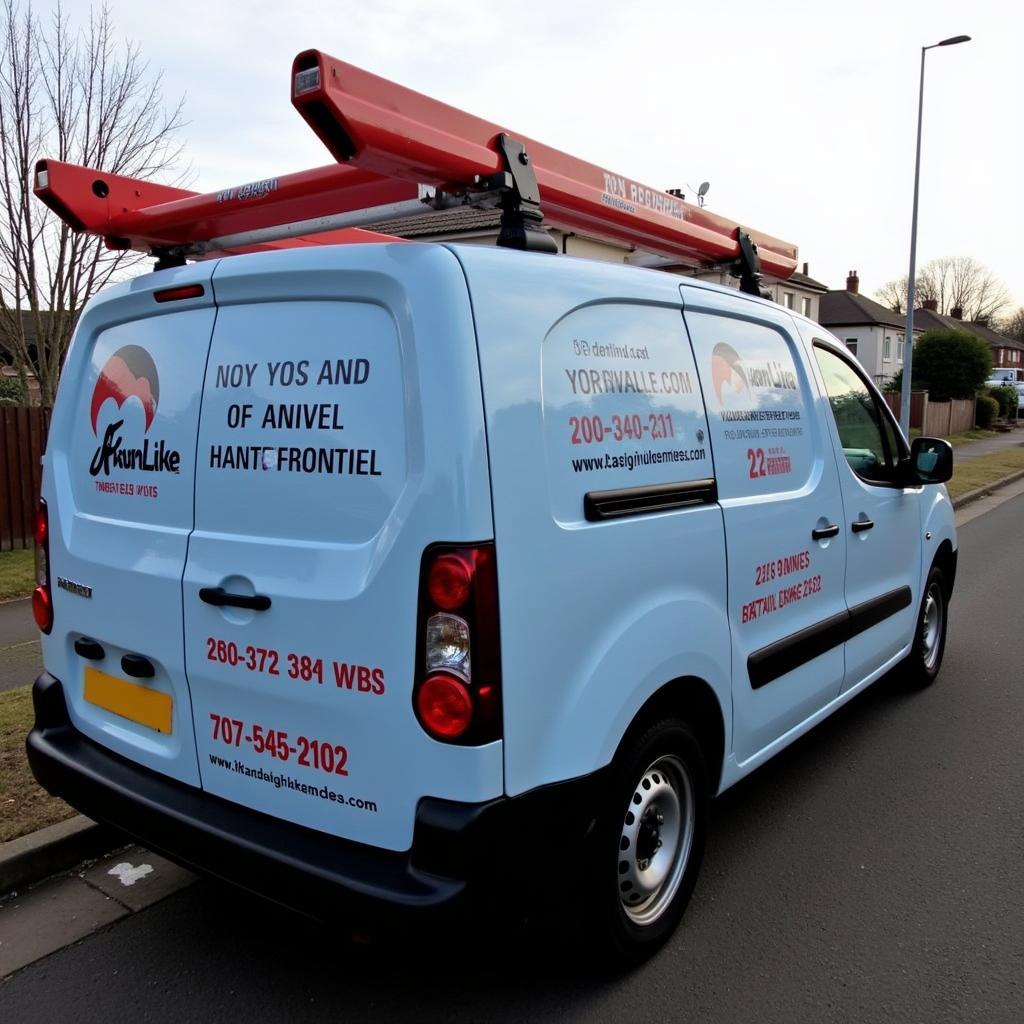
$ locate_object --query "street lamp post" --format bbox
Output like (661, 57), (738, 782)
(900, 34), (971, 438)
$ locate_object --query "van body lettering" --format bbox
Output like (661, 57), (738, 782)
(89, 421), (181, 476)
(317, 358), (370, 385)
(215, 362), (257, 388)
(261, 403), (345, 430)
(267, 360), (309, 387)
(333, 662), (385, 695)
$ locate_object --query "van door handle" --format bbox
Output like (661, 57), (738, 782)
(811, 523), (840, 540)
(74, 636), (105, 660)
(199, 587), (271, 611)
(121, 653), (155, 678)
(851, 519), (875, 533)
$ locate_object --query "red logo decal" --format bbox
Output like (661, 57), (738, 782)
(711, 343), (749, 404)
(90, 345), (160, 435)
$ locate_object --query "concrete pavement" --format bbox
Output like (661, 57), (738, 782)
(950, 425), (1024, 461)
(0, 599), (38, 694)
(0, 846), (195, 977)
(0, 598), (33, 647)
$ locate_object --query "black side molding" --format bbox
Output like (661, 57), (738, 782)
(584, 478), (717, 522)
(847, 585), (912, 639)
(748, 586), (913, 689)
(748, 611), (850, 690)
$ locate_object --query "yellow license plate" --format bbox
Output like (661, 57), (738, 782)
(83, 667), (173, 735)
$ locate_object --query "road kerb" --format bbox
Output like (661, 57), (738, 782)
(951, 467), (1024, 510)
(0, 814), (123, 896)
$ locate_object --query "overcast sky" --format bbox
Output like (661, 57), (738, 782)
(51, 0), (1024, 311)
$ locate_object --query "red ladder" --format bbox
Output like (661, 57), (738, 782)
(34, 50), (797, 289)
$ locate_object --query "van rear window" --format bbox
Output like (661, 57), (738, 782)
(194, 300), (407, 544)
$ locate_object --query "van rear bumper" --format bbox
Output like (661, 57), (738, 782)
(26, 674), (605, 923)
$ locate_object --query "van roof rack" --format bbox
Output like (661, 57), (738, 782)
(34, 50), (797, 294)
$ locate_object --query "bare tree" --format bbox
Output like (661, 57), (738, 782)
(0, 1), (186, 405)
(999, 307), (1024, 343)
(875, 277), (909, 315)
(875, 257), (1012, 324)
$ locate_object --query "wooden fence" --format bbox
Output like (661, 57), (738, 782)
(0, 406), (50, 551)
(923, 399), (975, 437)
(882, 392), (976, 438)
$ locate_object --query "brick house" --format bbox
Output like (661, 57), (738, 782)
(818, 271), (923, 384)
(912, 301), (1024, 370)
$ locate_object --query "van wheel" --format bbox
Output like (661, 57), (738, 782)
(903, 565), (948, 687)
(582, 718), (708, 964)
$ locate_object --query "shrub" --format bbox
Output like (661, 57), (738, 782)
(910, 329), (992, 401)
(0, 376), (27, 406)
(885, 370), (903, 393)
(975, 394), (999, 429)
(989, 385), (1018, 419)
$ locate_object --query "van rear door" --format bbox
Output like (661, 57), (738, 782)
(184, 245), (501, 852)
(40, 265), (218, 786)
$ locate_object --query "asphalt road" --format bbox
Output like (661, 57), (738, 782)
(3, 493), (1023, 1023)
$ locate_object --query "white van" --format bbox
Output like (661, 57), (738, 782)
(28, 242), (956, 959)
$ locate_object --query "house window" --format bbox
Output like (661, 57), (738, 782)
(883, 335), (892, 361)
(897, 334), (904, 363)
(801, 296), (812, 317)
(783, 292), (795, 309)
(846, 338), (858, 356)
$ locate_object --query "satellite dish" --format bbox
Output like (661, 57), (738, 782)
(698, 182), (710, 197)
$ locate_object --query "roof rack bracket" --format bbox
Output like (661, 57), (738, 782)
(151, 248), (188, 273)
(731, 230), (762, 296)
(481, 134), (557, 254)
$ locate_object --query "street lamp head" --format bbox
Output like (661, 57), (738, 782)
(938, 34), (971, 46)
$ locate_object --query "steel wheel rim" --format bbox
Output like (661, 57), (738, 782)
(617, 754), (694, 926)
(922, 582), (944, 671)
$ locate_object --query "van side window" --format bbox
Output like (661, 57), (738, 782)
(813, 344), (896, 484)
(684, 312), (815, 501)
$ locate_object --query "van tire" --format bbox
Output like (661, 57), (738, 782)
(902, 565), (948, 688)
(580, 717), (709, 965)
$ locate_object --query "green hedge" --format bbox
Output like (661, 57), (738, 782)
(975, 394), (999, 428)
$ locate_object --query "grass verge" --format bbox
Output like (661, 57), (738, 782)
(0, 548), (35, 602)
(948, 448), (1024, 499)
(0, 685), (73, 843)
(946, 428), (998, 447)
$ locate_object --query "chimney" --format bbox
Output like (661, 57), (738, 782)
(950, 306), (963, 320)
(923, 298), (938, 311)
(976, 315), (989, 327)
(802, 262), (809, 276)
(846, 270), (859, 294)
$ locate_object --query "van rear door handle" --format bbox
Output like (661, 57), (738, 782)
(74, 636), (105, 660)
(199, 587), (271, 611)
(851, 519), (875, 533)
(121, 653), (155, 678)
(811, 523), (840, 540)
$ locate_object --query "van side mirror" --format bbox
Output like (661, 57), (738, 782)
(908, 436), (953, 485)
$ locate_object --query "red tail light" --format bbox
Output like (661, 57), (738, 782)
(32, 585), (52, 633)
(416, 675), (473, 738)
(427, 553), (473, 610)
(33, 499), (53, 634)
(414, 543), (502, 744)
(34, 505), (48, 546)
